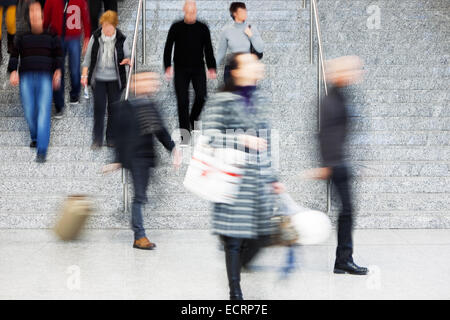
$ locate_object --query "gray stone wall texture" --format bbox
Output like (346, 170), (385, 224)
(0, 0), (448, 229)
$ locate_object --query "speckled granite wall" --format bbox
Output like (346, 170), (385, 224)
(0, 0), (448, 229)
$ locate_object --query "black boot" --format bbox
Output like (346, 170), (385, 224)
(7, 33), (15, 54)
(334, 261), (369, 275)
(225, 243), (244, 300)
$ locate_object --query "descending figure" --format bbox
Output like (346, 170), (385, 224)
(163, 0), (216, 138)
(102, 72), (182, 250)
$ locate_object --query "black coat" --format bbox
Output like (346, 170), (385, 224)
(111, 98), (175, 169)
(319, 85), (349, 167)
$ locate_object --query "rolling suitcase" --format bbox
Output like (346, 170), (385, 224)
(54, 195), (93, 241)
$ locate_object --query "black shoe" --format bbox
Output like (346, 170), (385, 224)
(334, 261), (369, 275)
(70, 97), (79, 104)
(35, 154), (46, 163)
(30, 141), (37, 148)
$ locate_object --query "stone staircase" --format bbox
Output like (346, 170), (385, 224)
(0, 0), (448, 229)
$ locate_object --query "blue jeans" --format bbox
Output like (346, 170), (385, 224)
(130, 159), (152, 240)
(20, 72), (53, 156)
(54, 37), (81, 111)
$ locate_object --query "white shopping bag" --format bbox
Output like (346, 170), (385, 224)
(278, 193), (332, 245)
(183, 137), (245, 204)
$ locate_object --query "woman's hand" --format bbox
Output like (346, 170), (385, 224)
(101, 163), (121, 174)
(238, 134), (267, 151)
(244, 26), (253, 38)
(81, 76), (88, 87)
(303, 167), (332, 180)
(272, 182), (285, 194)
(10, 71), (19, 86)
(120, 58), (131, 66)
(52, 69), (62, 90)
(172, 147), (182, 170)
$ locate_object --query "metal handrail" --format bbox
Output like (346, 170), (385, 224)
(122, 0), (146, 213)
(305, 0), (331, 213)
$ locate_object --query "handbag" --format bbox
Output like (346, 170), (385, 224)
(183, 136), (245, 204)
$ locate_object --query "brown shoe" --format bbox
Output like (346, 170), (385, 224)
(133, 237), (156, 250)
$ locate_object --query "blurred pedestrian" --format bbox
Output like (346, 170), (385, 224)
(201, 52), (284, 300)
(217, 2), (264, 82)
(44, 0), (91, 118)
(0, 0), (17, 64)
(163, 0), (216, 137)
(8, 1), (62, 163)
(310, 55), (368, 275)
(81, 10), (130, 149)
(102, 72), (182, 250)
(88, 0), (117, 35)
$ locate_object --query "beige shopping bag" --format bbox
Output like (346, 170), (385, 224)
(54, 195), (93, 241)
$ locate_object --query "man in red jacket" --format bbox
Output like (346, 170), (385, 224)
(44, 0), (90, 117)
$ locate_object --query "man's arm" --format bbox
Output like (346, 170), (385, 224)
(7, 34), (20, 73)
(163, 23), (176, 70)
(203, 24), (216, 70)
(248, 24), (264, 53)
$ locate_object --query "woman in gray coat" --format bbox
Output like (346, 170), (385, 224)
(202, 52), (284, 300)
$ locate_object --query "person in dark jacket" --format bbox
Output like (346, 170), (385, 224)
(312, 55), (368, 275)
(88, 0), (117, 35)
(81, 10), (130, 148)
(202, 53), (285, 300)
(0, 0), (18, 63)
(8, 1), (62, 162)
(163, 0), (217, 136)
(102, 72), (182, 250)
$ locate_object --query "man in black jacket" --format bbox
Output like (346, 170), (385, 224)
(312, 56), (368, 275)
(103, 72), (182, 250)
(163, 0), (216, 136)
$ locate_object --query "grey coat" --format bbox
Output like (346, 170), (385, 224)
(201, 91), (278, 239)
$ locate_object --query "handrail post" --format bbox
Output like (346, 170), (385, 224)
(310, 0), (313, 64)
(312, 0), (327, 95)
(122, 0), (144, 213)
(142, 0), (146, 64)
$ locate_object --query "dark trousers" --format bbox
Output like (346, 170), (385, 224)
(331, 165), (354, 265)
(54, 37), (81, 111)
(174, 67), (207, 132)
(130, 159), (152, 240)
(89, 0), (118, 34)
(93, 80), (121, 145)
(221, 236), (265, 299)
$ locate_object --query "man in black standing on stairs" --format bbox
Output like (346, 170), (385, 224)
(163, 0), (216, 139)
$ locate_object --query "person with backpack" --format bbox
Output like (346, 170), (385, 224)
(102, 72), (182, 250)
(217, 2), (264, 82)
(81, 10), (130, 149)
(43, 0), (91, 118)
(8, 1), (63, 163)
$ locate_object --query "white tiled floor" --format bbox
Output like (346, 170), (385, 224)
(0, 229), (449, 300)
